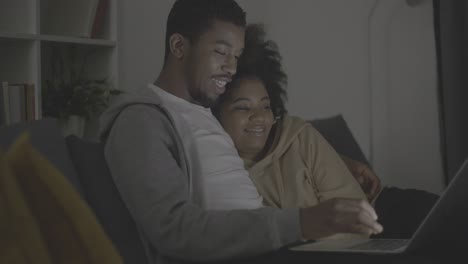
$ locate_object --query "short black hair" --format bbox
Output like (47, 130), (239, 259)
(164, 0), (246, 62)
(213, 24), (288, 119)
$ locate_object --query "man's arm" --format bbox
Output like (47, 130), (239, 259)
(104, 105), (301, 261)
(300, 198), (383, 238)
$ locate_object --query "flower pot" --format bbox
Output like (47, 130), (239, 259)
(61, 115), (85, 138)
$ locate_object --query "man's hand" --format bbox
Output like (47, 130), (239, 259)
(300, 198), (383, 240)
(340, 155), (382, 202)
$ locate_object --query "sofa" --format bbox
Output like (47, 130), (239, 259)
(0, 115), (376, 263)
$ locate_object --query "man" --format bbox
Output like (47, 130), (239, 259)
(99, 0), (382, 263)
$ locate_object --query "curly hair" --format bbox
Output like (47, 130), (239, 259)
(164, 0), (246, 63)
(213, 24), (288, 119)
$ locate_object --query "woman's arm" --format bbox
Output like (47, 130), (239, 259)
(340, 155), (382, 202)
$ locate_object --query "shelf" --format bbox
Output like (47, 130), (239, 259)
(0, 32), (116, 47)
(0, 32), (37, 42)
(0, 0), (118, 138)
(39, 34), (116, 47)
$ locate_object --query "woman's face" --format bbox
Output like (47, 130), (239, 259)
(219, 77), (275, 159)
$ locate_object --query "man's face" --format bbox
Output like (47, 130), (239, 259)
(184, 20), (245, 108)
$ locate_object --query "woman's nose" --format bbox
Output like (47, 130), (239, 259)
(249, 110), (265, 122)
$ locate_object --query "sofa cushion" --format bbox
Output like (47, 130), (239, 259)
(65, 135), (148, 264)
(0, 119), (83, 194)
(310, 114), (369, 166)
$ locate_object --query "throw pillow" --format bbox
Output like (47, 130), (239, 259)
(310, 114), (370, 166)
(0, 151), (51, 263)
(4, 132), (123, 263)
(0, 118), (83, 194)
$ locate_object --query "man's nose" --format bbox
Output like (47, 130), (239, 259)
(222, 55), (237, 76)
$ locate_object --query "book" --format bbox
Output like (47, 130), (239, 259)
(91, 0), (109, 38)
(4, 83), (37, 124)
(0, 83), (3, 125)
(8, 83), (26, 124)
(24, 83), (36, 121)
(1, 81), (10, 125)
(42, 0), (100, 38)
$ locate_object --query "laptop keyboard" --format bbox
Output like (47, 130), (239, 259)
(347, 239), (409, 251)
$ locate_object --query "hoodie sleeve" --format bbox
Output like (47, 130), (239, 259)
(299, 125), (367, 203)
(103, 105), (302, 262)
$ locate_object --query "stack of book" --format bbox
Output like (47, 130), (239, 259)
(1, 82), (39, 126)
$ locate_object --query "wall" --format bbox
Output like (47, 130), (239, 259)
(118, 0), (444, 193)
(369, 0), (444, 193)
(118, 0), (173, 91)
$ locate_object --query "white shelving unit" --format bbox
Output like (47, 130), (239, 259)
(0, 0), (118, 138)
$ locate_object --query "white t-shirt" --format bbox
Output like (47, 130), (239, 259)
(149, 84), (263, 210)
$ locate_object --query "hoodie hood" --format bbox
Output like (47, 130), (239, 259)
(246, 115), (310, 170)
(99, 85), (163, 140)
(269, 115), (310, 158)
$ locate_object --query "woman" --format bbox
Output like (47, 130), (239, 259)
(213, 24), (438, 239)
(212, 24), (367, 210)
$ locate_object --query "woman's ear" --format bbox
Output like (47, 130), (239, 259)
(169, 33), (187, 59)
(273, 116), (279, 124)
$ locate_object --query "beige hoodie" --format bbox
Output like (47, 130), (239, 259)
(245, 115), (367, 239)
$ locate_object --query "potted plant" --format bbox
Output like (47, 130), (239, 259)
(42, 45), (122, 137)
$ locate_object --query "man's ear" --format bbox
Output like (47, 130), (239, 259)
(169, 33), (187, 59)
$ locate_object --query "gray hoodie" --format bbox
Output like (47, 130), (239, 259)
(99, 86), (302, 264)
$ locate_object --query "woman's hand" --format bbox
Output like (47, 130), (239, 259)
(340, 155), (382, 202)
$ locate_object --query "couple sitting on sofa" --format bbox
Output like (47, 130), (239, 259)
(100, 1), (437, 262)
(100, 1), (383, 261)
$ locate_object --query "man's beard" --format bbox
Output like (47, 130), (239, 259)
(190, 88), (217, 108)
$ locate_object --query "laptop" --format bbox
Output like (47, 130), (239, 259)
(289, 158), (468, 254)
